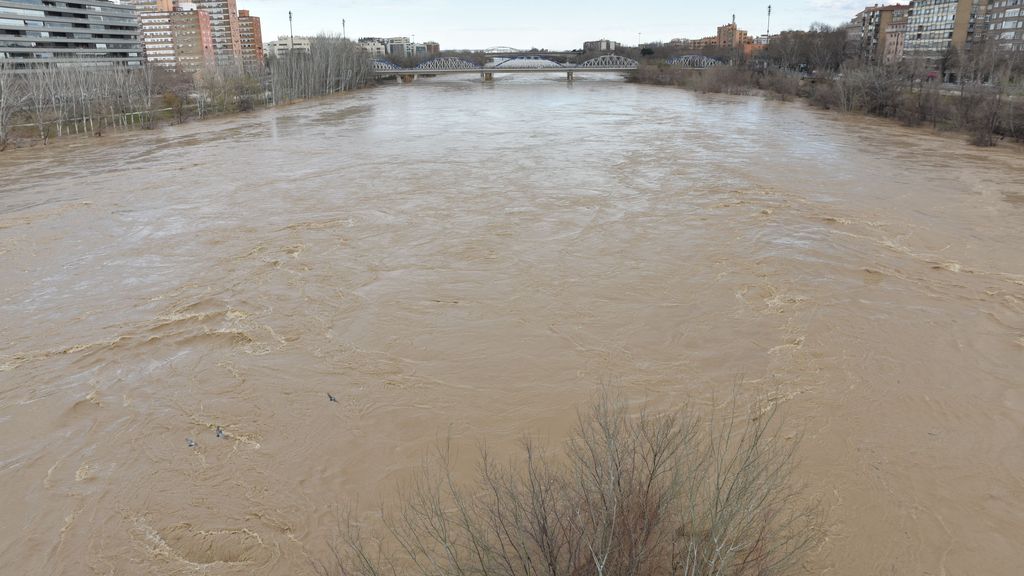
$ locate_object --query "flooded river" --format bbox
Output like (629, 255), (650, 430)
(1, 76), (1022, 575)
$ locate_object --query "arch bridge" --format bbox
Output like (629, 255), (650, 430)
(373, 55), (639, 82)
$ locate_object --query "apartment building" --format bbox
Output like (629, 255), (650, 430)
(0, 0), (143, 67)
(852, 4), (911, 63)
(140, 4), (214, 73)
(358, 37), (387, 57)
(170, 7), (213, 73)
(267, 36), (311, 57)
(140, 10), (176, 67)
(685, 20), (757, 54)
(904, 0), (987, 57)
(237, 9), (263, 70)
(583, 39), (619, 52)
(189, 0), (241, 65)
(884, 11), (911, 63)
(986, 0), (1024, 51)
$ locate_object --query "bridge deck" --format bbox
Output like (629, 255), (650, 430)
(373, 67), (636, 76)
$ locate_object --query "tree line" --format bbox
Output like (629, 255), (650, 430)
(631, 25), (1024, 147)
(0, 34), (372, 150)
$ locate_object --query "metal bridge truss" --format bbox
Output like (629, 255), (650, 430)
(374, 55), (640, 74)
(578, 55), (639, 68)
(666, 55), (722, 69)
(373, 59), (400, 71)
(491, 57), (563, 69)
(415, 57), (481, 71)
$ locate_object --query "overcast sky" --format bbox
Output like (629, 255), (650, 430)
(239, 0), (878, 50)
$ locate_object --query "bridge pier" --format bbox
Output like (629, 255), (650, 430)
(481, 72), (494, 82)
(567, 71), (574, 82)
(401, 74), (416, 83)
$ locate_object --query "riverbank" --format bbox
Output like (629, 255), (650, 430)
(629, 64), (1024, 148)
(0, 35), (371, 152)
(0, 85), (375, 152)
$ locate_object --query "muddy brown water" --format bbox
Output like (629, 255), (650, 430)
(1, 76), (1023, 575)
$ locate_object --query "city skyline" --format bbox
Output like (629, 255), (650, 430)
(239, 0), (901, 50)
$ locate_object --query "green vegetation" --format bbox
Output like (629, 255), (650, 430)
(316, 395), (820, 576)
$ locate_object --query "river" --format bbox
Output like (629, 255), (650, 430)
(1, 75), (1022, 575)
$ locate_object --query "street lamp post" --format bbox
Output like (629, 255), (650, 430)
(289, 11), (294, 53)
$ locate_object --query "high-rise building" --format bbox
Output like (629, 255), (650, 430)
(171, 8), (214, 73)
(0, 0), (143, 67)
(884, 10), (911, 63)
(852, 4), (911, 63)
(237, 9), (264, 70)
(904, 0), (988, 57)
(986, 0), (1024, 52)
(189, 0), (242, 65)
(140, 5), (214, 73)
(140, 10), (177, 68)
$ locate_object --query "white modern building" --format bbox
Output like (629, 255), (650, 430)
(266, 36), (311, 57)
(0, 0), (143, 66)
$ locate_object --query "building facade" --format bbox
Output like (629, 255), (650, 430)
(884, 11), (911, 63)
(852, 4), (911, 63)
(715, 23), (751, 48)
(237, 9), (263, 70)
(904, 0), (987, 57)
(986, 0), (1024, 51)
(0, 0), (143, 67)
(359, 38), (387, 57)
(140, 10), (176, 68)
(685, 21), (755, 54)
(583, 39), (618, 52)
(129, 0), (173, 11)
(267, 36), (311, 57)
(385, 37), (411, 56)
(189, 0), (241, 65)
(170, 7), (213, 73)
(140, 5), (214, 73)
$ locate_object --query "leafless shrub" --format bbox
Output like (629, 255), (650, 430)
(998, 89), (1024, 142)
(759, 71), (801, 101)
(317, 395), (821, 576)
(693, 67), (755, 95)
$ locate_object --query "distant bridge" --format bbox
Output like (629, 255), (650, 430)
(666, 55), (724, 69)
(373, 55), (639, 81)
(373, 54), (724, 82)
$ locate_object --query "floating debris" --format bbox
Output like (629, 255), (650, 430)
(186, 438), (197, 448)
(328, 393), (338, 403)
(216, 426), (224, 438)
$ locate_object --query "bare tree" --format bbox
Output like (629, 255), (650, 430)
(270, 34), (371, 104)
(0, 61), (28, 149)
(319, 395), (822, 576)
